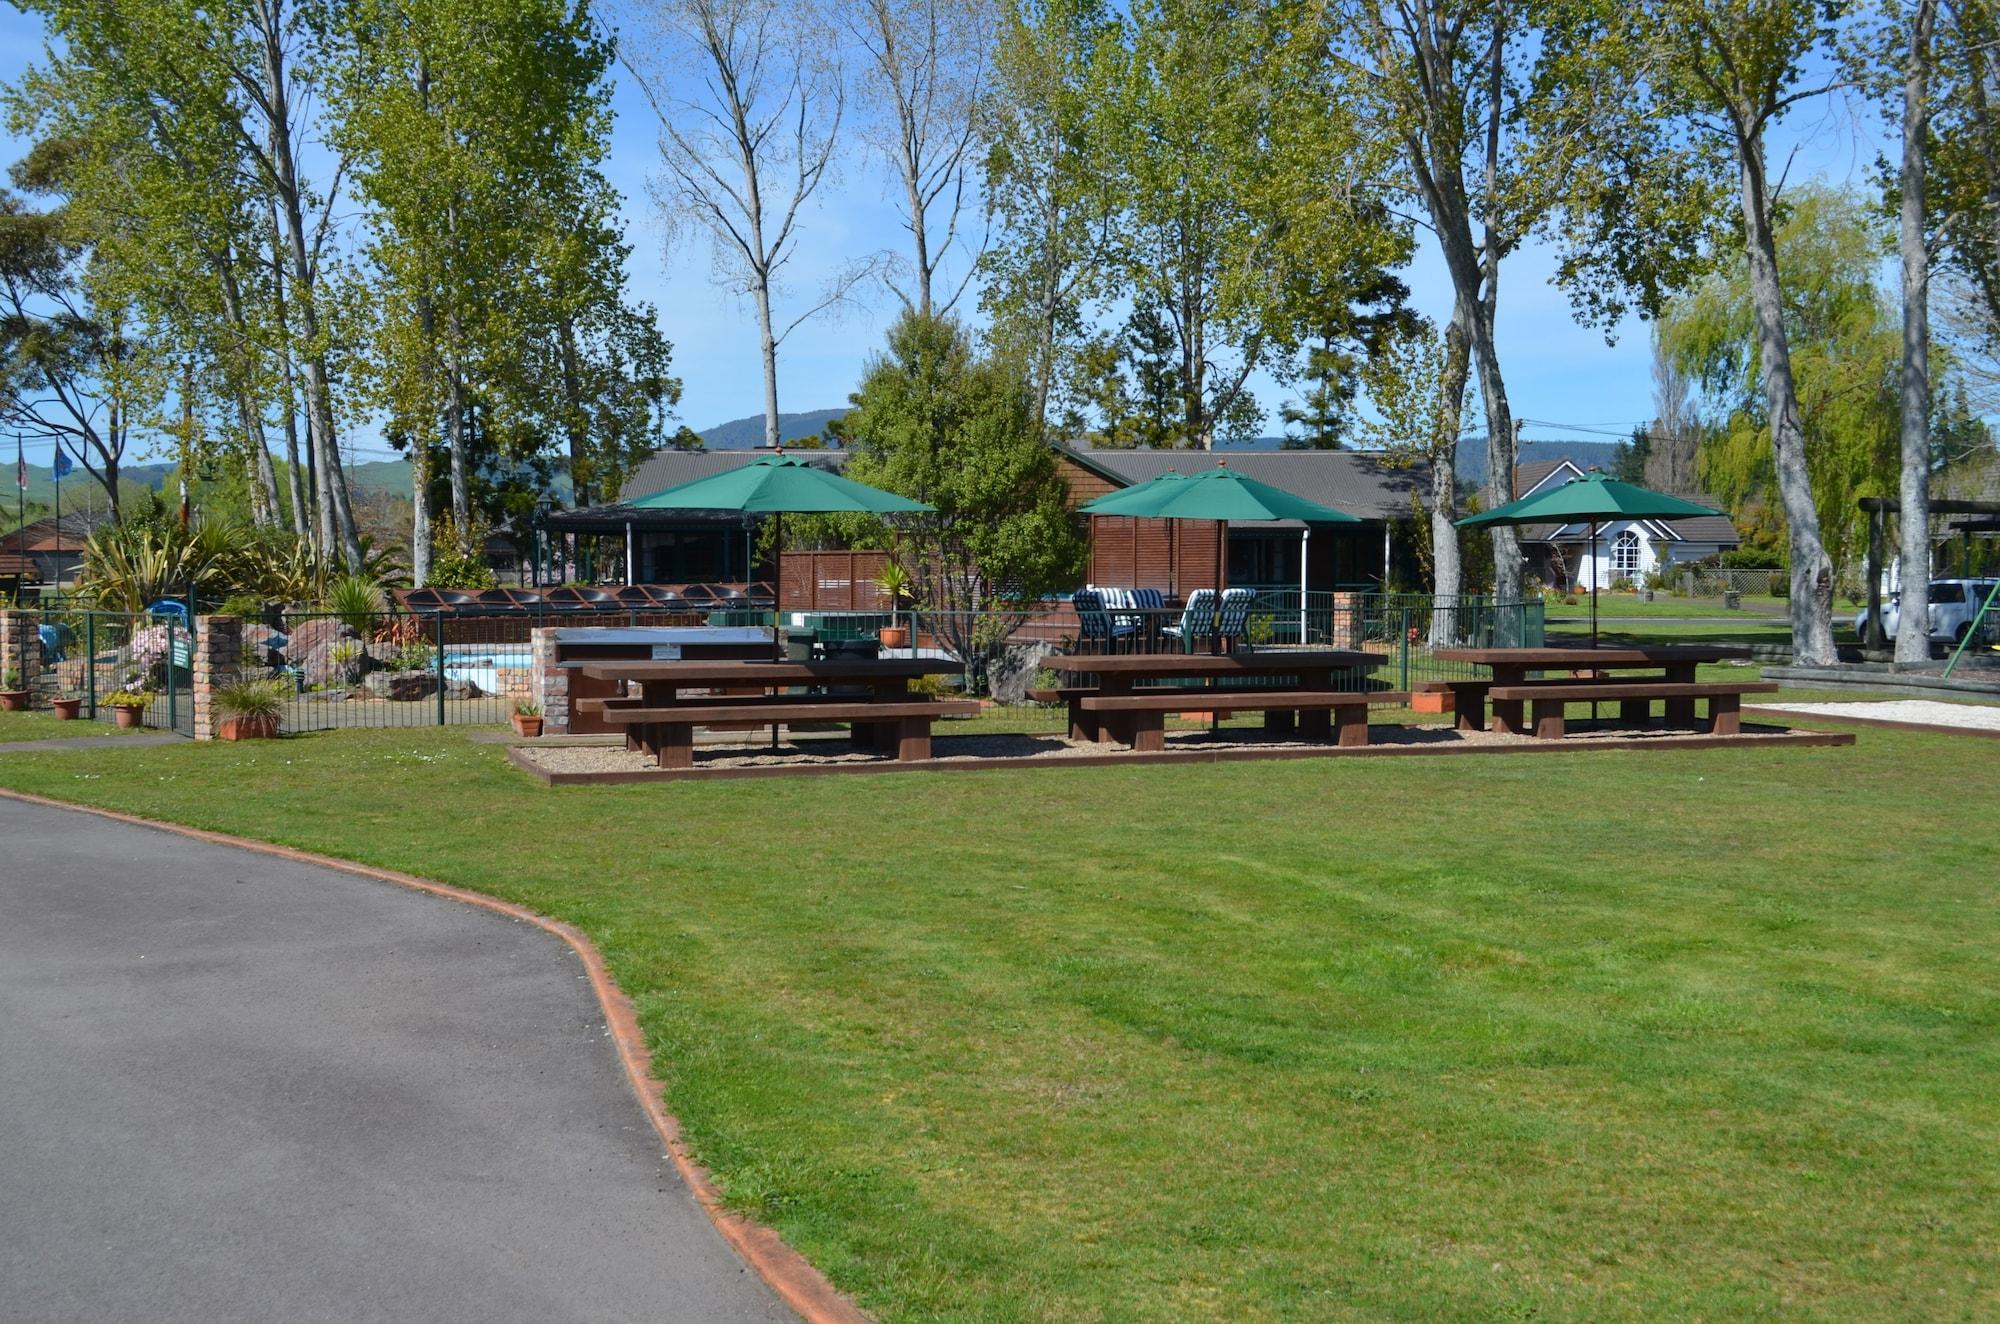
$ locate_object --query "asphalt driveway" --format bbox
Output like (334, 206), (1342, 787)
(0, 795), (796, 1324)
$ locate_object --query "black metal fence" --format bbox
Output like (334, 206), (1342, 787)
(33, 608), (195, 736)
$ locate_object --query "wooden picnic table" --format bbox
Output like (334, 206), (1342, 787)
(1042, 650), (1387, 748)
(1430, 645), (1754, 733)
(573, 657), (971, 767)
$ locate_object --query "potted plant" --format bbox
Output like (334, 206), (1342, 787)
(512, 701), (544, 738)
(105, 690), (149, 728)
(214, 678), (286, 741)
(0, 668), (27, 712)
(51, 692), (82, 720)
(876, 557), (913, 649)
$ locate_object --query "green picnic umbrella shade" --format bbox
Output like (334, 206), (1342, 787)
(630, 452), (933, 514)
(629, 452), (933, 660)
(1081, 464), (1360, 649)
(1457, 472), (1721, 527)
(1080, 464), (1362, 524)
(1456, 473), (1724, 644)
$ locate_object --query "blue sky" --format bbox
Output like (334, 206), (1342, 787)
(0, 10), (1892, 468)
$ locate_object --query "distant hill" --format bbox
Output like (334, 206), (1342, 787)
(697, 409), (848, 449)
(5, 458), (169, 515)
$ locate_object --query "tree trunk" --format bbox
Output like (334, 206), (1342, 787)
(211, 248), (280, 528)
(559, 316), (591, 508)
(1428, 307), (1469, 644)
(259, 23), (360, 569)
(446, 355), (471, 539)
(1736, 136), (1836, 665)
(1896, 0), (1937, 666)
(756, 279), (781, 450)
(269, 203), (312, 545)
(411, 440), (432, 587)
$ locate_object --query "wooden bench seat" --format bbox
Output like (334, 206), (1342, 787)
(1440, 673), (1675, 730)
(1486, 681), (1779, 738)
(1076, 689), (1406, 751)
(600, 698), (980, 767)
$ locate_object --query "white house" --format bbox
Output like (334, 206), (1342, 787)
(1513, 460), (1741, 591)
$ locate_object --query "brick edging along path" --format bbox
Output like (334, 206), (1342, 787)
(0, 785), (871, 1324)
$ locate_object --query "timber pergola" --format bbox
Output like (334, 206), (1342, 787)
(1858, 496), (2000, 655)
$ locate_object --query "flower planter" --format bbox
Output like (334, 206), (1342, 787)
(0, 690), (29, 712)
(878, 626), (910, 649)
(218, 714), (280, 742)
(111, 704), (146, 729)
(52, 697), (82, 720)
(511, 713), (544, 738)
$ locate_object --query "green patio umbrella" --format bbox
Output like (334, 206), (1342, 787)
(1458, 473), (1723, 643)
(1080, 463), (1360, 632)
(631, 452), (932, 658)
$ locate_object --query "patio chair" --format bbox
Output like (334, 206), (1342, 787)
(1072, 589), (1115, 652)
(1161, 589), (1217, 653)
(1216, 587), (1257, 650)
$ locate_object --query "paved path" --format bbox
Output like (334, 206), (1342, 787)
(1754, 697), (2000, 733)
(0, 796), (795, 1324)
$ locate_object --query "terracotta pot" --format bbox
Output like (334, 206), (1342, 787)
(512, 713), (544, 738)
(111, 704), (145, 729)
(52, 697), (82, 720)
(0, 690), (29, 712)
(218, 713), (280, 741)
(878, 626), (909, 649)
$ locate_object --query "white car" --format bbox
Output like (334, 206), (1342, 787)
(1854, 578), (2000, 647)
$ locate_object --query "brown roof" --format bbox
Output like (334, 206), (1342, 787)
(1070, 448), (1427, 522)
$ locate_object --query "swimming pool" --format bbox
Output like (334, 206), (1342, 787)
(443, 647), (532, 696)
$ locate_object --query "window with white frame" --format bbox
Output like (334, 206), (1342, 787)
(1611, 529), (1642, 579)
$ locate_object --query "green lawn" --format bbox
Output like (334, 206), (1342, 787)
(0, 710), (140, 742)
(1543, 592), (1797, 619)
(1, 724), (1997, 1321)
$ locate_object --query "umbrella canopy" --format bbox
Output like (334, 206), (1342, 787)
(629, 452), (932, 514)
(1080, 464), (1361, 523)
(1457, 473), (1721, 527)
(1456, 473), (1724, 644)
(1081, 464), (1359, 650)
(628, 452), (931, 661)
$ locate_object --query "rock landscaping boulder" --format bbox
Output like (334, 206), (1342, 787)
(444, 678), (484, 700)
(243, 624), (286, 666)
(299, 640), (374, 688)
(363, 669), (438, 702)
(986, 642), (1052, 706)
(284, 617), (359, 662)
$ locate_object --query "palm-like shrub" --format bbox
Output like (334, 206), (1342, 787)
(322, 575), (388, 635)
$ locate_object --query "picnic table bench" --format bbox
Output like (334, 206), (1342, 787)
(1430, 645), (1761, 736)
(1039, 650), (1391, 749)
(574, 658), (971, 768)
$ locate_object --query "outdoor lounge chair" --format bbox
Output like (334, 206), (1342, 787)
(1161, 589), (1217, 652)
(1215, 587), (1257, 649)
(1072, 589), (1118, 652)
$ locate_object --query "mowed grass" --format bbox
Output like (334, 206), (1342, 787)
(1543, 592), (1794, 619)
(0, 710), (140, 742)
(2, 721), (1998, 1320)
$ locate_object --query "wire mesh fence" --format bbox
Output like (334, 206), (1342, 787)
(33, 609), (194, 736)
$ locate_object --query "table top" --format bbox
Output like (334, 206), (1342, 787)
(1430, 645), (1753, 666)
(1044, 650), (1380, 677)
(576, 658), (963, 682)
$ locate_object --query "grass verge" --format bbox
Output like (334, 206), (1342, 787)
(0, 725), (1996, 1321)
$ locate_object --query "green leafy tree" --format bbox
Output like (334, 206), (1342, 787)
(840, 312), (1088, 666)
(980, 0), (1127, 436)
(1660, 187), (1902, 591)
(1362, 315), (1470, 629)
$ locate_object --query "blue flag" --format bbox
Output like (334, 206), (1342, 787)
(50, 447), (72, 480)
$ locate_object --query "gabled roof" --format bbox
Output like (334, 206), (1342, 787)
(619, 447), (848, 501)
(1068, 448), (1426, 522)
(0, 509), (109, 554)
(1514, 459), (1583, 499)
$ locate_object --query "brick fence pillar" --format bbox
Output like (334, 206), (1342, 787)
(1330, 592), (1365, 650)
(0, 609), (44, 702)
(531, 627), (568, 734)
(192, 614), (243, 741)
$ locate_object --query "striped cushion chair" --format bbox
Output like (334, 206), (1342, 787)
(1072, 589), (1114, 652)
(1161, 589), (1217, 653)
(1215, 587), (1258, 650)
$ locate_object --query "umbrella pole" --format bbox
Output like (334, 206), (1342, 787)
(1590, 520), (1599, 647)
(773, 510), (782, 750)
